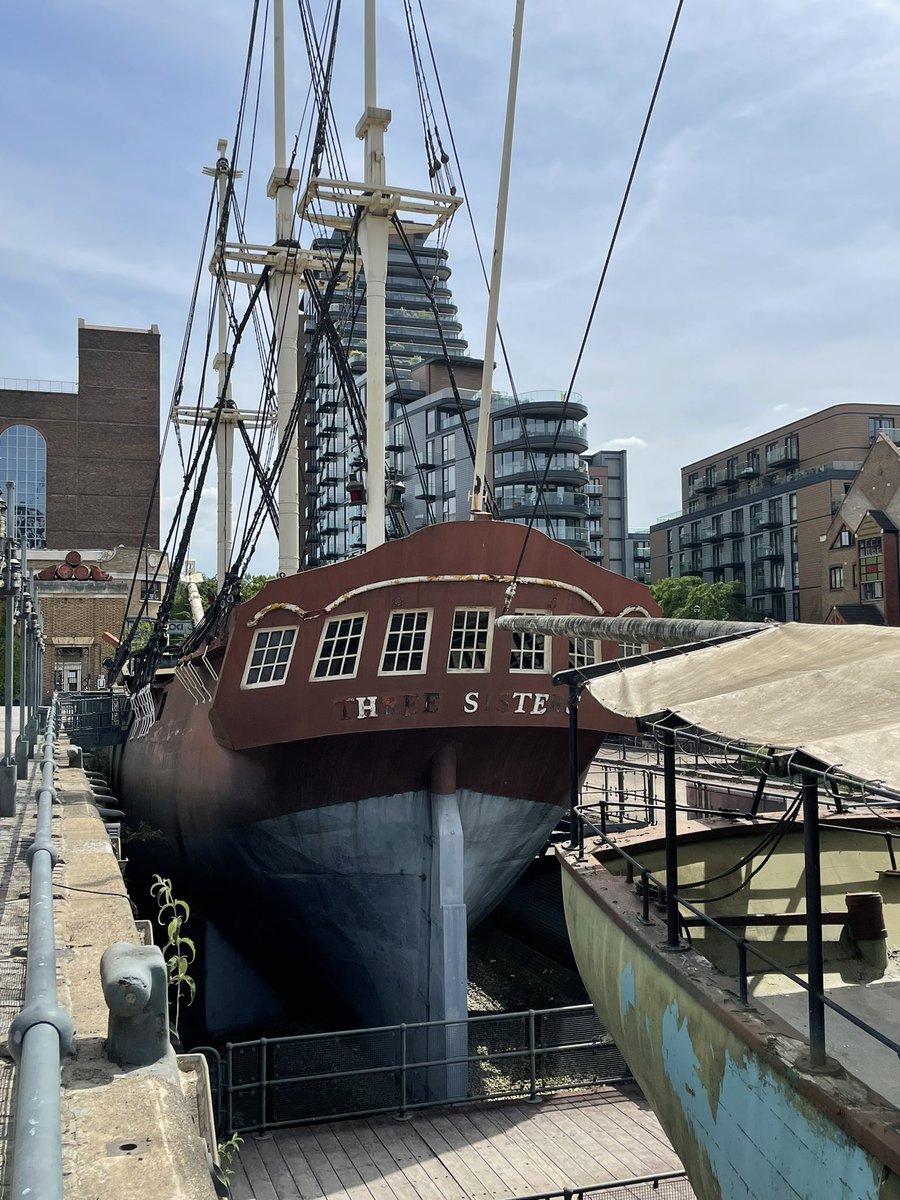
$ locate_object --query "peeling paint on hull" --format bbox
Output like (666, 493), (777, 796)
(560, 854), (900, 1200)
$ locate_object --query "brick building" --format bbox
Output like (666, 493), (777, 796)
(649, 404), (900, 623)
(0, 320), (160, 549)
(822, 433), (900, 626)
(34, 546), (168, 697)
(1, 319), (164, 697)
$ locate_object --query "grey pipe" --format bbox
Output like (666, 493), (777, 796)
(494, 612), (765, 648)
(8, 698), (73, 1200)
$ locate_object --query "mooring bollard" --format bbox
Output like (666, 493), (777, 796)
(100, 943), (175, 1069)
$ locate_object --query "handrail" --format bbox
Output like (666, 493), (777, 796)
(573, 802), (900, 1062)
(7, 696), (74, 1200)
(194, 1002), (630, 1134)
(509, 1171), (691, 1200)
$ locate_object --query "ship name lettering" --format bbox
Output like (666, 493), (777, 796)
(355, 696), (378, 719)
(463, 691), (555, 715)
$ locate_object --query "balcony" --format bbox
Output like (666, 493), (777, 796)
(753, 539), (784, 560)
(700, 523), (724, 543)
(739, 458), (760, 479)
(681, 527), (703, 548)
(722, 523), (744, 539)
(750, 511), (782, 531)
(688, 478), (717, 497)
(765, 444), (799, 469)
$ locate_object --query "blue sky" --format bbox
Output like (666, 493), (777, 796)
(4, 1), (900, 572)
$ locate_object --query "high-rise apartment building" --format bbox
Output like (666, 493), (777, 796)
(648, 404), (900, 622)
(303, 227), (468, 564)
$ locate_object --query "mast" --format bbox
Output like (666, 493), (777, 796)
(269, 0), (302, 574)
(358, 0), (390, 551)
(471, 0), (525, 518)
(213, 141), (235, 584)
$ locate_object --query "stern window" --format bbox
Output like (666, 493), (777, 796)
(568, 637), (599, 670)
(510, 610), (549, 673)
(312, 614), (366, 679)
(380, 610), (431, 675)
(243, 627), (297, 688)
(447, 608), (492, 672)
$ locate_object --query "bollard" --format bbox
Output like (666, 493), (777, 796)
(100, 943), (175, 1069)
(67, 746), (83, 770)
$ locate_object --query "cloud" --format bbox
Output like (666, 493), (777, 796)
(605, 437), (649, 449)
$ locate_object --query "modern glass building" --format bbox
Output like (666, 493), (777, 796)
(0, 424), (47, 548)
(303, 227), (469, 565)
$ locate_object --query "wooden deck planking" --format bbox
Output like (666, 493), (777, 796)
(231, 1086), (693, 1200)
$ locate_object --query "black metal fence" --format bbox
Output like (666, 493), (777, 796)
(58, 691), (129, 748)
(195, 1003), (632, 1134)
(511, 1174), (694, 1200)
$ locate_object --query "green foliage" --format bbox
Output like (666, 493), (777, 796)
(649, 575), (762, 622)
(168, 575), (275, 621)
(217, 1133), (243, 1180)
(150, 874), (196, 1037)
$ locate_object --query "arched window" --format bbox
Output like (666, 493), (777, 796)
(0, 425), (47, 548)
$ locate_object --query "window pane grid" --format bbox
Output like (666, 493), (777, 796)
(448, 609), (491, 671)
(314, 616), (365, 678)
(568, 638), (598, 670)
(510, 610), (548, 673)
(245, 628), (296, 687)
(381, 611), (430, 673)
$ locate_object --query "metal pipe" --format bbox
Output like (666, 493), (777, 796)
(527, 1009), (537, 1102)
(12, 1024), (62, 1199)
(662, 726), (680, 947)
(497, 612), (763, 648)
(16, 544), (28, 778)
(9, 697), (71, 1200)
(802, 774), (826, 1067)
(567, 684), (579, 851)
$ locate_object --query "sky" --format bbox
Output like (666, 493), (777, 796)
(4, 1), (900, 572)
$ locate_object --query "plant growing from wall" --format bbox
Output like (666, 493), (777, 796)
(150, 874), (196, 1038)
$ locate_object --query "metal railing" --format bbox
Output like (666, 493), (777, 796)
(58, 691), (129, 749)
(195, 1003), (631, 1135)
(7, 696), (74, 1200)
(569, 719), (900, 1071)
(0, 378), (78, 394)
(511, 1173), (693, 1200)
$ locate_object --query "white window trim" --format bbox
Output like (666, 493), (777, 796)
(310, 612), (368, 682)
(509, 608), (551, 675)
(241, 625), (299, 690)
(447, 607), (495, 674)
(378, 608), (434, 677)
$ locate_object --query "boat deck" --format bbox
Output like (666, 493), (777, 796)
(229, 1086), (694, 1200)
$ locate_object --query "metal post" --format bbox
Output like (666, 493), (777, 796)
(257, 1036), (268, 1132)
(225, 1043), (234, 1135)
(738, 940), (748, 1006)
(567, 684), (580, 850)
(397, 1023), (409, 1119)
(16, 545), (28, 778)
(662, 727), (681, 948)
(1, 483), (17, 816)
(802, 774), (826, 1067)
(526, 1009), (538, 1102)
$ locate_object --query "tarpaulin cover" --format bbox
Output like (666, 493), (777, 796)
(585, 623), (900, 789)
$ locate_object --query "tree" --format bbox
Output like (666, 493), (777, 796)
(168, 574), (275, 621)
(649, 576), (762, 622)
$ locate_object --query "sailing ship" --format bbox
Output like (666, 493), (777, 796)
(111, 1), (658, 1034)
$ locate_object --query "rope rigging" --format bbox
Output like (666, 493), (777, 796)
(506, 0), (686, 603)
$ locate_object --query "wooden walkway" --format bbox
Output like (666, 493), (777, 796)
(229, 1085), (694, 1200)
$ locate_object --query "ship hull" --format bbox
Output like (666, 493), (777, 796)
(559, 836), (900, 1200)
(116, 522), (655, 1030)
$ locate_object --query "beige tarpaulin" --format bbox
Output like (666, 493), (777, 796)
(584, 623), (900, 790)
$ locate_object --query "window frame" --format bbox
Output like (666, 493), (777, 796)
(829, 565), (844, 591)
(378, 608), (433, 677)
(446, 607), (494, 674)
(241, 625), (299, 690)
(509, 608), (551, 675)
(310, 612), (368, 681)
(568, 637), (599, 671)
